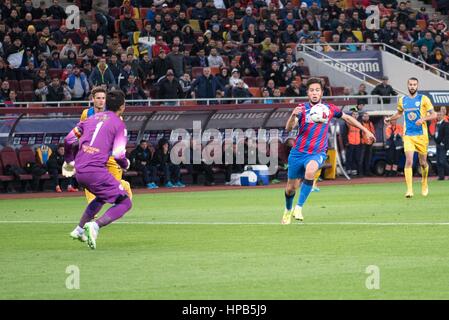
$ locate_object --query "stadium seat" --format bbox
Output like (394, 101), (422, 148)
(417, 19), (427, 30)
(255, 77), (265, 88)
(331, 87), (345, 96)
(243, 77), (257, 87)
(109, 7), (121, 18)
(19, 80), (34, 92)
(0, 147), (33, 181)
(0, 159), (14, 183)
(22, 91), (35, 102)
(18, 146), (50, 180)
(323, 31), (333, 42)
(48, 69), (63, 79)
(300, 66), (310, 76)
(8, 80), (19, 91)
(210, 67), (220, 75)
(48, 19), (61, 29)
(248, 87), (261, 97)
(192, 67), (204, 79)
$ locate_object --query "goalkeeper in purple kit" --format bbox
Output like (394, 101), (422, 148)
(64, 90), (132, 249)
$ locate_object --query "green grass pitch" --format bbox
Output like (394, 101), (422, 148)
(1, 181), (449, 299)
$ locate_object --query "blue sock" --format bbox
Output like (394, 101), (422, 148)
(298, 179), (314, 207)
(285, 192), (295, 210)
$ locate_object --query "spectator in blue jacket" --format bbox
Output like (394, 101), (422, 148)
(66, 66), (90, 101)
(191, 67), (224, 105)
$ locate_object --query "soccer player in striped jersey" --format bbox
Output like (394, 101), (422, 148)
(281, 78), (376, 224)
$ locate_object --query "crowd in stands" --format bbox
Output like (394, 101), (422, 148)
(0, 0), (447, 106)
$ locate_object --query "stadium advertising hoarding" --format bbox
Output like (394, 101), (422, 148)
(313, 50), (384, 78)
(420, 91), (449, 107)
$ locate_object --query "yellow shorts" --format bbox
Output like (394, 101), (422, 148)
(85, 157), (133, 203)
(403, 135), (428, 155)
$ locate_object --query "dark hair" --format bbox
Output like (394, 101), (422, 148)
(140, 139), (147, 144)
(408, 77), (419, 82)
(106, 90), (125, 112)
(306, 77), (323, 90)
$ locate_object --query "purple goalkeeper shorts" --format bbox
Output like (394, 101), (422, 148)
(76, 169), (127, 204)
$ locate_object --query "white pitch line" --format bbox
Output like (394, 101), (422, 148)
(1, 220), (449, 226)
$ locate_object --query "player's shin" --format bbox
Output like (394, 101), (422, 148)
(285, 192), (295, 210)
(79, 198), (104, 228)
(96, 196), (132, 228)
(421, 165), (429, 196)
(297, 179), (314, 207)
(404, 167), (413, 196)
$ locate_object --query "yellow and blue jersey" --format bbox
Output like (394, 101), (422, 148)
(397, 94), (434, 137)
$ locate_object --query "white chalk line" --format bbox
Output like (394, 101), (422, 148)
(1, 220), (449, 226)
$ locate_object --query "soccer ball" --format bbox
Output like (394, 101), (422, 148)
(309, 104), (330, 123)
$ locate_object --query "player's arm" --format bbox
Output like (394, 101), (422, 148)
(416, 95), (437, 125)
(285, 106), (303, 132)
(112, 123), (130, 170)
(384, 96), (404, 124)
(64, 122), (84, 163)
(341, 113), (376, 143)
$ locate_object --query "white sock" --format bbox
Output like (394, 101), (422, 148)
(75, 226), (84, 234)
(295, 205), (302, 210)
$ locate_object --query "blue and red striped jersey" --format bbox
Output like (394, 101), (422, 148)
(294, 102), (342, 154)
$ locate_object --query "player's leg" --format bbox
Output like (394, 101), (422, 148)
(417, 140), (429, 196)
(293, 159), (320, 221)
(312, 168), (322, 192)
(70, 197), (104, 242)
(403, 136), (415, 197)
(282, 155), (301, 225)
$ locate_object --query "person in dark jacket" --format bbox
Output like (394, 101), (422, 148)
(123, 74), (147, 102)
(152, 138), (185, 188)
(89, 58), (116, 87)
(190, 67), (224, 105)
(435, 110), (449, 180)
(46, 143), (77, 192)
(371, 76), (398, 104)
(130, 140), (159, 189)
(158, 70), (183, 105)
(47, 77), (65, 101)
(152, 50), (174, 82)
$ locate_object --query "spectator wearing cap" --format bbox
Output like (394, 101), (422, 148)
(61, 63), (74, 81)
(371, 76), (398, 104)
(229, 68), (246, 88)
(191, 67), (224, 104)
(152, 36), (171, 58)
(20, 46), (37, 69)
(66, 65), (89, 101)
(158, 70), (183, 105)
(167, 45), (185, 78)
(152, 50), (174, 82)
(89, 57), (116, 87)
(242, 7), (257, 30)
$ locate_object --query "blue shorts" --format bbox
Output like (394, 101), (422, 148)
(288, 149), (326, 180)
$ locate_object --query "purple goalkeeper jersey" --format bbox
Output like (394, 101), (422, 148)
(64, 111), (128, 173)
